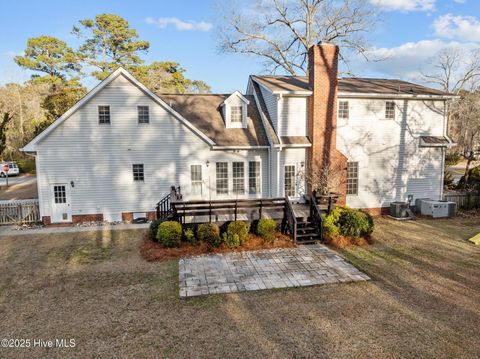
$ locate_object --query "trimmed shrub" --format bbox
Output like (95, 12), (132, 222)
(221, 221), (250, 248)
(149, 219), (164, 240)
(227, 221), (250, 244)
(183, 228), (197, 245)
(257, 218), (277, 243)
(223, 232), (241, 248)
(156, 221), (182, 248)
(324, 207), (373, 238)
(197, 223), (221, 247)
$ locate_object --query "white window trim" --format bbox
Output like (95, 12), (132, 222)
(132, 163), (145, 182)
(215, 162), (229, 196)
(284, 163), (297, 198)
(338, 100), (349, 122)
(98, 105), (111, 125)
(232, 161), (246, 196)
(190, 164), (203, 197)
(137, 105), (150, 124)
(248, 160), (262, 197)
(346, 161), (359, 196)
(384, 101), (396, 120)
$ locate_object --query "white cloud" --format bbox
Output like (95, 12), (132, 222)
(145, 17), (212, 32)
(369, 0), (436, 12)
(433, 14), (480, 42)
(453, 0), (465, 4)
(352, 39), (479, 86)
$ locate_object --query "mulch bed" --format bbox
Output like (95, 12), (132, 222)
(140, 232), (296, 262)
(324, 235), (371, 249)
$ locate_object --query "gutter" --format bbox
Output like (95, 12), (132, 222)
(210, 145), (270, 150)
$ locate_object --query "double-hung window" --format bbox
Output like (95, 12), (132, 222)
(338, 101), (349, 121)
(346, 162), (359, 195)
(138, 106), (149, 124)
(216, 162), (228, 195)
(249, 161), (261, 195)
(284, 165), (296, 197)
(132, 164), (144, 182)
(230, 106), (243, 123)
(385, 101), (395, 120)
(98, 106), (110, 124)
(190, 165), (202, 196)
(232, 162), (245, 195)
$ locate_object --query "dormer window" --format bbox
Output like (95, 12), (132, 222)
(221, 91), (249, 129)
(231, 106), (243, 123)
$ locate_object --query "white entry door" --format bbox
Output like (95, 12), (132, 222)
(51, 184), (72, 223)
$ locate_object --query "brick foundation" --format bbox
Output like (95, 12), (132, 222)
(42, 216), (51, 226)
(72, 213), (104, 223)
(122, 211), (156, 222)
(307, 43), (348, 205)
(122, 212), (133, 222)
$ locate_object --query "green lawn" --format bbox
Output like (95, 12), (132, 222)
(0, 217), (479, 358)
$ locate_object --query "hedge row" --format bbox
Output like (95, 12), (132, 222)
(149, 218), (278, 248)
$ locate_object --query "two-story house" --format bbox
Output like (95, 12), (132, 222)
(22, 43), (454, 224)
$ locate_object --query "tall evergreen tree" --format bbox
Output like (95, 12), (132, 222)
(14, 35), (80, 82)
(73, 14), (150, 80)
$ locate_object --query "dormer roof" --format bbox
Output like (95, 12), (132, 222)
(221, 91), (250, 106)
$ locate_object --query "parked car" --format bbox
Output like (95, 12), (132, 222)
(0, 162), (20, 177)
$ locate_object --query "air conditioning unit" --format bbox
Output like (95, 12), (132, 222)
(420, 200), (456, 218)
(415, 198), (431, 213)
(390, 202), (408, 218)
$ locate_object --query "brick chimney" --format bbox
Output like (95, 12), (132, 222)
(307, 43), (347, 204)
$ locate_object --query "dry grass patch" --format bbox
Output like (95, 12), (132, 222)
(0, 218), (479, 358)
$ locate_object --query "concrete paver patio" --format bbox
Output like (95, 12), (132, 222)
(179, 244), (370, 297)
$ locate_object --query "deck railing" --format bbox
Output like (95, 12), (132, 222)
(282, 196), (298, 243)
(309, 194), (323, 242)
(171, 197), (286, 224)
(155, 186), (182, 220)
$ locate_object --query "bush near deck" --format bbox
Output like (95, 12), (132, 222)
(324, 207), (374, 241)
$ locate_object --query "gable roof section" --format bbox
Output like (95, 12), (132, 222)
(250, 80), (280, 145)
(22, 68), (215, 152)
(252, 75), (455, 98)
(159, 94), (269, 147)
(221, 91), (250, 106)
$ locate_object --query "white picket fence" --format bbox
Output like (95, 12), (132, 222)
(0, 199), (40, 225)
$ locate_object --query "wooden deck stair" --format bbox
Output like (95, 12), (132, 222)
(292, 204), (322, 244)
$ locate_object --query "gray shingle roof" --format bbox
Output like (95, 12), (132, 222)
(159, 94), (269, 147)
(252, 75), (453, 97)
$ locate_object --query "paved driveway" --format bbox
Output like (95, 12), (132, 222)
(179, 245), (369, 297)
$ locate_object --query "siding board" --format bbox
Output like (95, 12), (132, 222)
(37, 74), (269, 218)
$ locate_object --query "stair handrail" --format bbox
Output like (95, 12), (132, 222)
(284, 196), (298, 243)
(309, 194), (323, 242)
(156, 191), (173, 220)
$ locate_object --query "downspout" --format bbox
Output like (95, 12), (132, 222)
(277, 94), (284, 197)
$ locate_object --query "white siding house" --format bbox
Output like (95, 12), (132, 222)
(336, 98), (447, 209)
(23, 44), (455, 224)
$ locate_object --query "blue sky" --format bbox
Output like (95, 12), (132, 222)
(0, 0), (479, 92)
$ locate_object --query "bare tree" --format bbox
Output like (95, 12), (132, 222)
(308, 159), (345, 196)
(216, 0), (377, 75)
(422, 47), (480, 94)
(449, 91), (480, 185)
